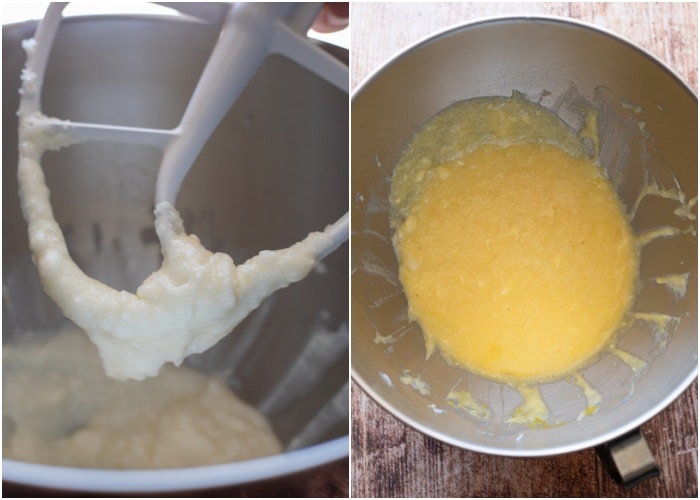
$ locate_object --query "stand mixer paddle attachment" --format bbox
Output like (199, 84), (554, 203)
(17, 2), (349, 380)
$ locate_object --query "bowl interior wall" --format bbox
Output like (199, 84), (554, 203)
(3, 15), (349, 450)
(351, 18), (697, 454)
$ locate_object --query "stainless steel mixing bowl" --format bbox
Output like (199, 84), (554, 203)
(3, 12), (348, 492)
(352, 16), (697, 466)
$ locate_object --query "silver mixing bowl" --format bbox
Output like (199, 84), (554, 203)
(352, 16), (697, 466)
(3, 12), (348, 493)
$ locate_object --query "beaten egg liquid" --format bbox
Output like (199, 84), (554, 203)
(391, 95), (639, 384)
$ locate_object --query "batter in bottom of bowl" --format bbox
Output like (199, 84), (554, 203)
(2, 327), (282, 469)
(391, 95), (639, 383)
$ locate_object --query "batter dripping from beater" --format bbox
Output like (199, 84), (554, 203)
(17, 38), (335, 382)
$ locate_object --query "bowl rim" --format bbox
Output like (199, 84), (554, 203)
(350, 14), (698, 457)
(2, 435), (349, 492)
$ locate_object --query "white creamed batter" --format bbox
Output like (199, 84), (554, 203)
(16, 39), (333, 381)
(3, 328), (282, 468)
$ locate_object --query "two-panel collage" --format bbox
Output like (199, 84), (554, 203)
(1, 2), (697, 498)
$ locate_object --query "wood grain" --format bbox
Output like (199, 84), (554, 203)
(350, 2), (698, 497)
(352, 383), (697, 497)
(351, 2), (698, 92)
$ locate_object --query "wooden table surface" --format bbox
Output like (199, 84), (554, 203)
(350, 2), (698, 498)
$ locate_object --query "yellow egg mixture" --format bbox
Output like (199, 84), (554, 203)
(391, 95), (639, 384)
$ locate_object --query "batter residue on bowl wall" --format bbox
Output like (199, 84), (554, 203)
(355, 79), (694, 433)
(386, 93), (688, 426)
